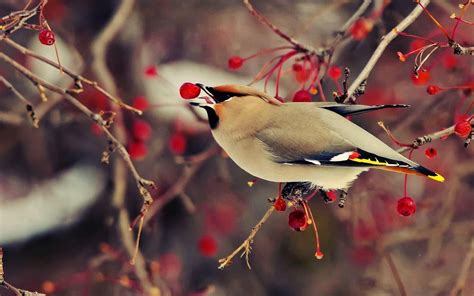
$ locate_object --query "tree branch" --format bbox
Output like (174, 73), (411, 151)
(346, 0), (430, 101)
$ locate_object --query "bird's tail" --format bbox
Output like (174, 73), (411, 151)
(374, 165), (445, 182)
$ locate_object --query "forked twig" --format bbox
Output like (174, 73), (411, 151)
(218, 206), (275, 269)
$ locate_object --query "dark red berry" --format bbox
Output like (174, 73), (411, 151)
(132, 120), (152, 141)
(169, 132), (187, 154)
(292, 90), (312, 102)
(292, 63), (309, 83)
(274, 197), (286, 211)
(411, 71), (430, 85)
(454, 120), (472, 137)
(197, 234), (218, 257)
(325, 190), (337, 203)
(132, 96), (149, 111)
(288, 209), (308, 231)
(38, 29), (55, 46)
(424, 147), (437, 159)
(144, 65), (158, 77)
(129, 141), (147, 160)
(426, 85), (441, 95)
(228, 56), (244, 70)
(397, 196), (416, 217)
(179, 82), (201, 99)
(442, 54), (458, 69)
(328, 66), (342, 80)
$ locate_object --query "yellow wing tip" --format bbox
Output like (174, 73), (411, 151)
(428, 173), (445, 182)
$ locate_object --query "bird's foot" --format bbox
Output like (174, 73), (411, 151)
(281, 182), (314, 201)
(338, 190), (348, 208)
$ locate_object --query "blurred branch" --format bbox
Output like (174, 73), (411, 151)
(3, 38), (142, 115)
(449, 238), (474, 296)
(0, 248), (46, 296)
(395, 118), (473, 154)
(346, 0), (430, 102)
(0, 75), (38, 127)
(218, 205), (275, 270)
(383, 251), (407, 296)
(89, 0), (156, 294)
(144, 145), (219, 225)
(338, 0), (372, 36)
(242, 0), (319, 54)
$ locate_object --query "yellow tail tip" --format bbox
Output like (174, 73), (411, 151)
(428, 173), (445, 182)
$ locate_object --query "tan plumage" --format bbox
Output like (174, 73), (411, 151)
(193, 84), (444, 190)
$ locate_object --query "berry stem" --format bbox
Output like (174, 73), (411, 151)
(450, 1), (471, 40)
(396, 30), (437, 44)
(417, 1), (451, 40)
(302, 201), (323, 259)
(243, 46), (294, 61)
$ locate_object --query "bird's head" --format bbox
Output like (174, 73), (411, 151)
(190, 84), (282, 129)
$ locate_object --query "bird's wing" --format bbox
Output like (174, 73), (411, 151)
(256, 103), (444, 181)
(291, 102), (409, 116)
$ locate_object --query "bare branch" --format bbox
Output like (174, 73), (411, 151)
(218, 205), (275, 270)
(347, 0), (430, 101)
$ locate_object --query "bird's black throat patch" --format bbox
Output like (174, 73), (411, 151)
(201, 106), (219, 129)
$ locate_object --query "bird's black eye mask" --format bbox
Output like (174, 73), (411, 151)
(196, 83), (244, 103)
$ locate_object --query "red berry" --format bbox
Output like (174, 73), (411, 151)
(411, 71), (430, 86)
(397, 196), (416, 217)
(228, 56), (244, 70)
(197, 234), (218, 257)
(409, 40), (426, 52)
(132, 96), (149, 111)
(442, 54), (458, 69)
(128, 141), (148, 160)
(454, 120), (472, 137)
(292, 63), (303, 72)
(169, 132), (187, 154)
(132, 119), (152, 141)
(328, 66), (342, 80)
(274, 197), (286, 211)
(288, 209), (308, 231)
(424, 147), (437, 159)
(350, 18), (373, 40)
(144, 65), (158, 77)
(426, 85), (441, 95)
(325, 190), (337, 202)
(292, 90), (312, 102)
(38, 29), (55, 46)
(179, 82), (201, 99)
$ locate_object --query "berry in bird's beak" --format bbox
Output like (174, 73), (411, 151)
(179, 82), (201, 99)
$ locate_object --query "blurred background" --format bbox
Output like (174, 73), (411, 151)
(0, 0), (473, 295)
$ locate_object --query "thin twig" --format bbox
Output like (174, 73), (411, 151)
(218, 206), (275, 270)
(383, 251), (407, 296)
(0, 247), (46, 296)
(242, 0), (319, 54)
(338, 0), (373, 35)
(2, 38), (142, 115)
(449, 238), (474, 296)
(346, 0), (430, 101)
(0, 75), (38, 127)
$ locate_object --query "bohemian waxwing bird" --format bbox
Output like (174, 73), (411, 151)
(191, 84), (445, 195)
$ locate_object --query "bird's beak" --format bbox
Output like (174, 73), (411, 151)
(189, 102), (214, 109)
(195, 83), (238, 103)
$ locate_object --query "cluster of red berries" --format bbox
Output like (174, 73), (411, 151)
(273, 195), (324, 259)
(128, 96), (152, 160)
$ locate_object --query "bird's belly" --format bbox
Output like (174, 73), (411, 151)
(213, 134), (367, 189)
